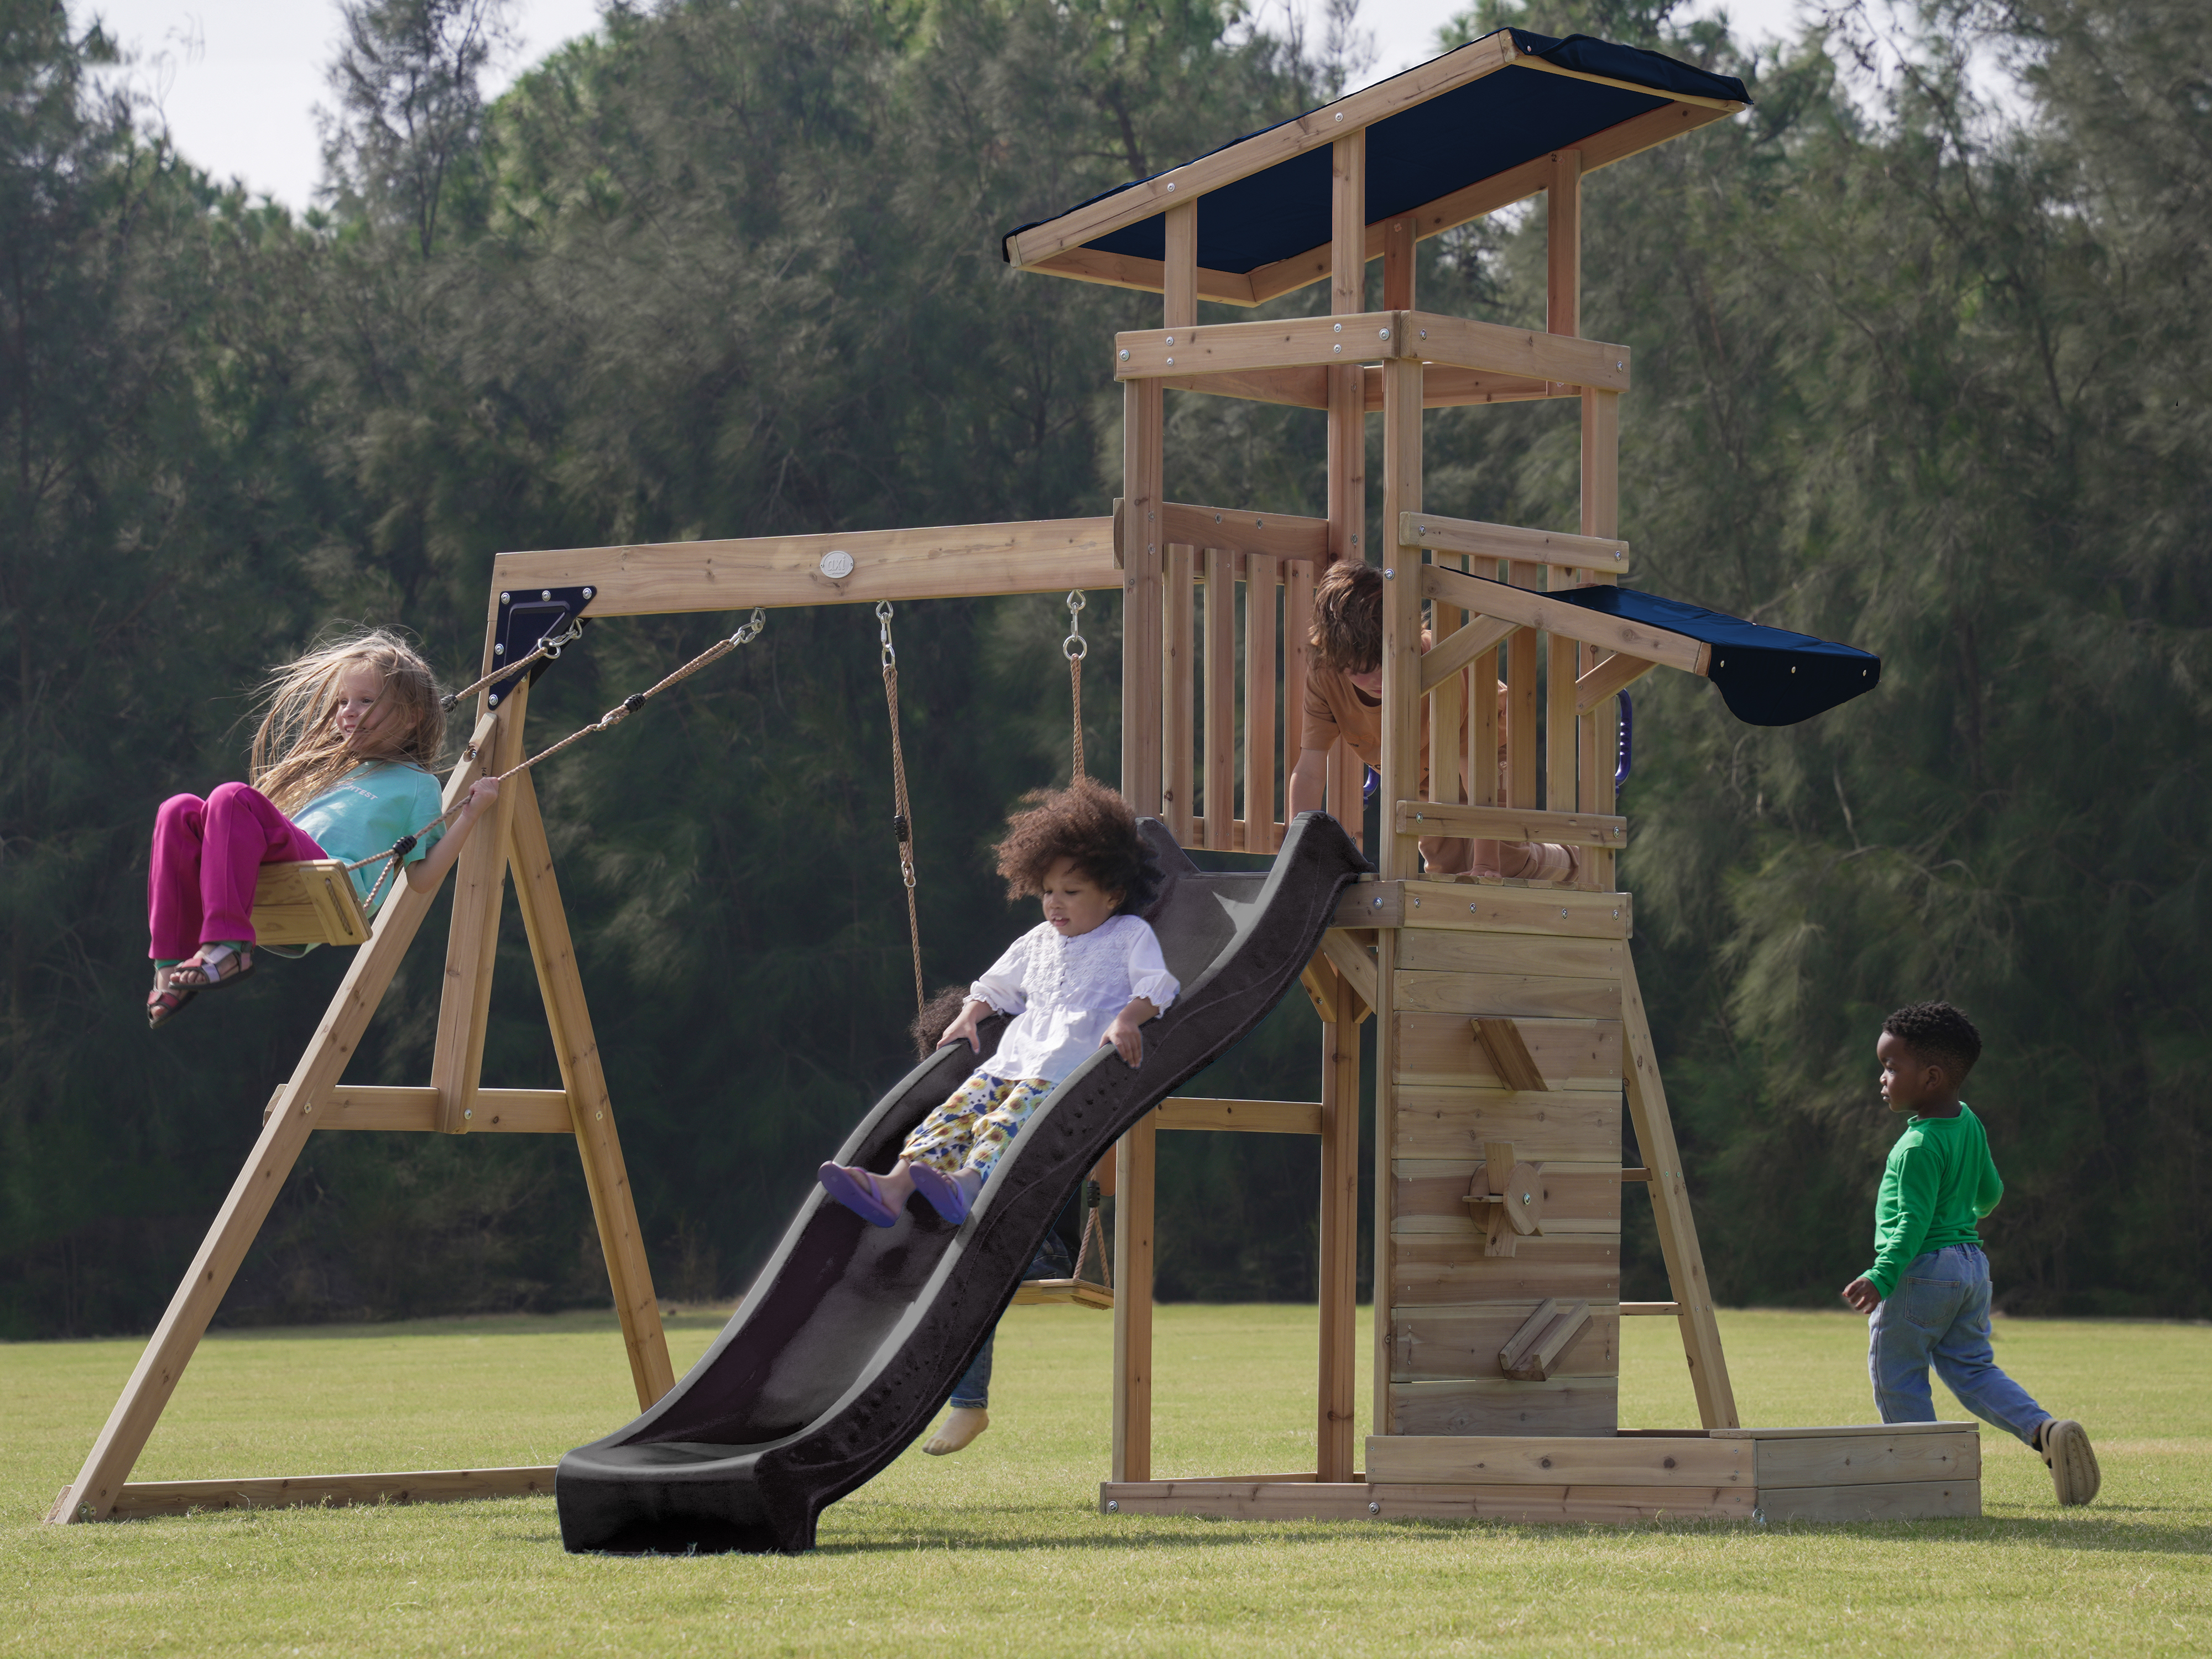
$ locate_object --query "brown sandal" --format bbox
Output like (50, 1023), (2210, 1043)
(169, 943), (255, 993)
(147, 966), (197, 1031)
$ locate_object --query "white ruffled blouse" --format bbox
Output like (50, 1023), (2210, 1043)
(968, 914), (1180, 1084)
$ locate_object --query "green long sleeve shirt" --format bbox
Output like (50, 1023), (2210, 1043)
(1864, 1103), (2004, 1299)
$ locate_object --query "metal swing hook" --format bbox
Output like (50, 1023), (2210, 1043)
(1063, 589), (1088, 661)
(536, 616), (587, 660)
(729, 606), (767, 649)
(877, 600), (897, 669)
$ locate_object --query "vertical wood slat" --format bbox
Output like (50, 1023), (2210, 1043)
(1204, 545), (1235, 851)
(1547, 619), (1579, 812)
(1371, 927), (1400, 1437)
(1284, 559), (1313, 834)
(1472, 639), (1499, 807)
(1112, 1113), (1159, 1483)
(1379, 360), (1423, 881)
(1317, 961), (1362, 1480)
(1582, 388), (1621, 886)
(1543, 147), (1585, 817)
(504, 772), (674, 1407)
(1120, 380), (1165, 816)
(1505, 564), (1540, 810)
(1245, 553), (1279, 849)
(1164, 545), (1196, 845)
(1325, 129), (1366, 854)
(1163, 199), (1198, 328)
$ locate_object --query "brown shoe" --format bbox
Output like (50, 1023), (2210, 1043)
(2039, 1418), (2100, 1505)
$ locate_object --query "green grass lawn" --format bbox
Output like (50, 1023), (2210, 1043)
(3, 1305), (2206, 1655)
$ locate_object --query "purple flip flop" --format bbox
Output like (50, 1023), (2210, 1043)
(818, 1162), (900, 1227)
(909, 1164), (983, 1225)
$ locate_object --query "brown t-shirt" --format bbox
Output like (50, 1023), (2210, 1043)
(1302, 665), (1510, 801)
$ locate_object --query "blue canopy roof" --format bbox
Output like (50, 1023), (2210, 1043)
(1558, 586), (1881, 726)
(1005, 30), (1750, 281)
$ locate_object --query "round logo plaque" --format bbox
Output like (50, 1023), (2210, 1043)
(818, 550), (855, 580)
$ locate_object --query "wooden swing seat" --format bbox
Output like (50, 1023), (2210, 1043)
(251, 859), (373, 947)
(1011, 1277), (1113, 1310)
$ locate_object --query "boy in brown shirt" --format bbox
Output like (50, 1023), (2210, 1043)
(1285, 560), (1575, 881)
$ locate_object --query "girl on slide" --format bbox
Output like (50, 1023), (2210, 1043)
(144, 628), (501, 1028)
(818, 776), (1178, 1227)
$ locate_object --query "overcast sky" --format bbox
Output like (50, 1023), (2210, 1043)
(84, 0), (1826, 212)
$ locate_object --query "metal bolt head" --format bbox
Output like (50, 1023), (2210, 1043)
(1165, 180), (1175, 191)
(1334, 322), (1343, 333)
(500, 592), (510, 604)
(583, 586), (594, 597)
(1107, 1500), (1120, 1512)
(1617, 361), (1625, 369)
(1335, 112), (1345, 122)
(541, 590), (551, 601)
(1612, 909), (1620, 919)
(1561, 907), (1569, 917)
(1383, 567), (1394, 578)
(1522, 1192), (1532, 1204)
(1119, 349), (1130, 361)
(1165, 335), (1175, 346)
(1368, 1501), (1380, 1513)
(1333, 344), (1342, 353)
(464, 1108), (474, 1120)
(1379, 328), (1390, 340)
(493, 643), (505, 655)
(1166, 357), (1175, 367)
(1372, 896), (1383, 909)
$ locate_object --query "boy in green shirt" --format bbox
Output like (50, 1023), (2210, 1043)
(1840, 1002), (2100, 1505)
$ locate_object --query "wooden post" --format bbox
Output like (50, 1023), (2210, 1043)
(1369, 927), (1399, 1437)
(1505, 576), (1538, 808)
(429, 679), (529, 1133)
(505, 771), (675, 1407)
(1378, 358), (1422, 881)
(1317, 963), (1362, 1481)
(1203, 545), (1235, 851)
(1111, 1112), (1158, 1483)
(1580, 387), (1621, 883)
(1244, 553), (1279, 849)
(1123, 380), (1165, 816)
(1324, 131), (1367, 853)
(1472, 645), (1499, 806)
(1545, 148), (1584, 812)
(55, 724), (492, 1522)
(1165, 544), (1197, 843)
(1284, 557), (1313, 830)
(1382, 214), (1415, 311)
(1621, 955), (1739, 1430)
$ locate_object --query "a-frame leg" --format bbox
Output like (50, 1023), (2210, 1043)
(1620, 954), (1739, 1430)
(504, 770), (674, 1406)
(51, 719), (498, 1523)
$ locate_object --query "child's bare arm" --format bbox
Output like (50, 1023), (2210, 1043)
(939, 997), (992, 1054)
(1286, 748), (1332, 818)
(405, 778), (502, 893)
(1100, 997), (1159, 1066)
(1840, 1276), (1880, 1313)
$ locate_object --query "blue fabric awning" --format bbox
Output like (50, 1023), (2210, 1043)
(1005, 30), (1750, 278)
(1557, 586), (1881, 726)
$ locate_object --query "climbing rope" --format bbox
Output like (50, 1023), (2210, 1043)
(879, 601), (925, 1019)
(1064, 589), (1087, 782)
(348, 608), (769, 911)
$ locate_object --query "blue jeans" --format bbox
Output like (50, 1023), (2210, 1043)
(948, 1234), (1072, 1410)
(1869, 1243), (2047, 1445)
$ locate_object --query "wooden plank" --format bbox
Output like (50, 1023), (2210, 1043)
(1574, 649), (1656, 716)
(1579, 385), (1624, 888)
(1755, 1479), (1981, 1522)
(1472, 648), (1498, 807)
(1420, 614), (1517, 695)
(1371, 926), (1399, 1435)
(54, 719), (494, 1524)
(1236, 101), (1740, 307)
(1472, 1016), (1549, 1092)
(1401, 513), (1628, 576)
(1392, 1303), (1618, 1383)
(1423, 564), (1708, 677)
(507, 771), (675, 1407)
(1392, 1087), (1619, 1162)
(1390, 1376), (1619, 1437)
(1394, 928), (1624, 979)
(1393, 968), (1621, 1020)
(1623, 953), (1738, 1431)
(1027, 244), (1259, 305)
(311, 1087), (572, 1133)
(429, 682), (528, 1134)
(1752, 1430), (1981, 1489)
(1547, 148), (1581, 340)
(1161, 197), (1197, 328)
(1394, 1165), (1620, 1236)
(106, 1465), (557, 1519)
(1011, 1279), (1114, 1310)
(1396, 1012), (1620, 1091)
(1393, 801), (1625, 849)
(1406, 312), (1627, 392)
(1368, 1433), (1743, 1487)
(1415, 364), (1563, 408)
(1381, 211), (1415, 310)
(1203, 546), (1235, 851)
(1160, 365), (1329, 407)
(1621, 1302), (1680, 1315)
(250, 860), (371, 948)
(1499, 1297), (1592, 1380)
(1332, 130), (1366, 315)
(1118, 311), (1410, 380)
(1284, 558), (1314, 808)
(1318, 966), (1361, 1483)
(1100, 1478), (1754, 1522)
(1392, 1234), (1619, 1306)
(1164, 544), (1196, 844)
(1244, 554), (1279, 851)
(1123, 385), (1165, 816)
(1005, 32), (1520, 266)
(492, 517), (1120, 619)
(1154, 1097), (1322, 1136)
(1112, 1113), (1157, 1484)
(1379, 356), (1423, 883)
(1506, 561), (1540, 808)
(1157, 503), (1329, 567)
(1396, 879), (1631, 940)
(1317, 930), (1378, 1015)
(1712, 1421), (1974, 1440)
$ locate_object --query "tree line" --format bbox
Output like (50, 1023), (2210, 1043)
(2, 0), (2204, 1339)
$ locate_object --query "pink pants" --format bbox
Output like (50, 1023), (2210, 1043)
(148, 782), (326, 959)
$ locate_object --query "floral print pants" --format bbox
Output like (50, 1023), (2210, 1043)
(900, 1071), (1055, 1177)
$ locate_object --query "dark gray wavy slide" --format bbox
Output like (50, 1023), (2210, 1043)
(555, 812), (1369, 1554)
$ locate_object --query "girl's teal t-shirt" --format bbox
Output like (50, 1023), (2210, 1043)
(292, 762), (446, 907)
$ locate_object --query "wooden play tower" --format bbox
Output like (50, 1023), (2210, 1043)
(54, 29), (1973, 1532)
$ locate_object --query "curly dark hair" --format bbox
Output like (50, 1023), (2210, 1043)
(994, 776), (1162, 914)
(1308, 559), (1384, 674)
(1882, 1001), (1983, 1081)
(909, 983), (974, 1059)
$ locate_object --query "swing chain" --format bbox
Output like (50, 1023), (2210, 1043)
(877, 600), (898, 669)
(1064, 590), (1087, 782)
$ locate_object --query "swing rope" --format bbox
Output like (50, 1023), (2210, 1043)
(437, 615), (586, 712)
(1068, 1178), (1111, 1291)
(879, 601), (925, 1019)
(348, 608), (769, 911)
(1064, 589), (1087, 782)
